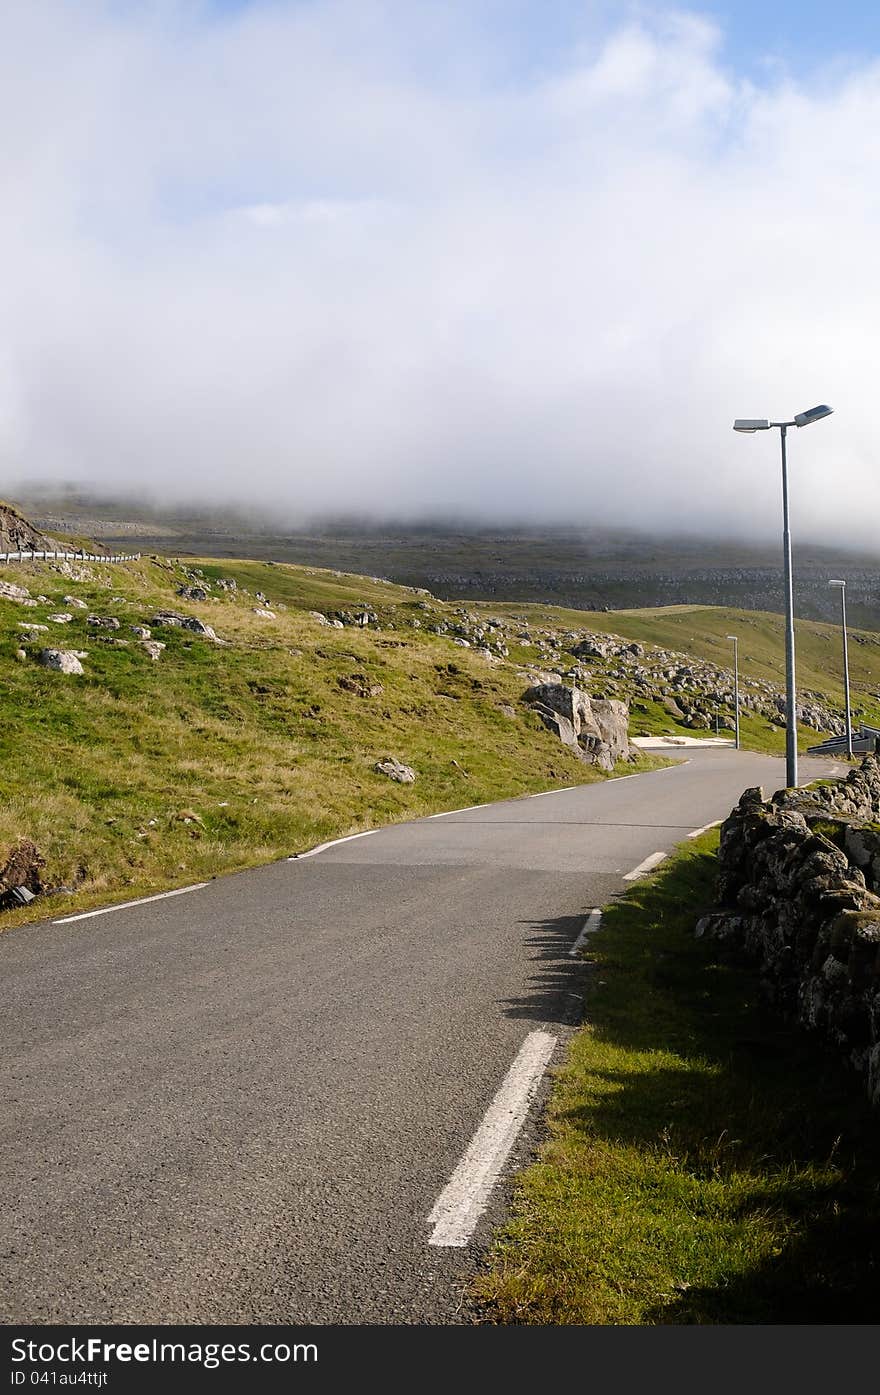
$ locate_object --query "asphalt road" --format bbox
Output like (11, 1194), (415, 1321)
(0, 747), (837, 1324)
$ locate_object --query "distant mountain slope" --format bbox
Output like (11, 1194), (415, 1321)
(11, 486), (880, 629)
(0, 501), (58, 554)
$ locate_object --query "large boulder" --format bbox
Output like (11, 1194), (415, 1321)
(523, 682), (630, 770)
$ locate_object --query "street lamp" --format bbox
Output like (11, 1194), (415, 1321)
(726, 634), (740, 749)
(733, 404), (833, 789)
(828, 578), (853, 759)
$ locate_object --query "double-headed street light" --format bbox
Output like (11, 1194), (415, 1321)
(828, 578), (853, 759)
(733, 404), (833, 789)
(726, 634), (740, 749)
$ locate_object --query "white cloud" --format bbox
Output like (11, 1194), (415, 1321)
(0, 1), (878, 543)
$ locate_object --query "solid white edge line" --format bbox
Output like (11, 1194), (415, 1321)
(289, 829), (377, 860)
(622, 850), (667, 881)
(427, 803), (492, 819)
(569, 908), (602, 957)
(53, 882), (209, 924)
(687, 820), (722, 839)
(527, 786), (577, 798)
(428, 1029), (558, 1248)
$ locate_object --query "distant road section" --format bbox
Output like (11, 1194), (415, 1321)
(0, 748), (834, 1324)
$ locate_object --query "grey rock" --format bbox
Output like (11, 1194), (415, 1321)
(374, 758), (416, 784)
(152, 611), (220, 641)
(522, 682), (630, 770)
(0, 580), (31, 602)
(37, 649), (84, 675)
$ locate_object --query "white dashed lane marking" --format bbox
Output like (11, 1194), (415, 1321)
(622, 851), (667, 881)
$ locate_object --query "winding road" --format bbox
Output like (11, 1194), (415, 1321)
(0, 746), (836, 1324)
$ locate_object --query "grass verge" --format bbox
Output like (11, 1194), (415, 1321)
(472, 832), (880, 1324)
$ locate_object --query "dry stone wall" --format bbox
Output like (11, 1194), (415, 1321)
(696, 754), (880, 1106)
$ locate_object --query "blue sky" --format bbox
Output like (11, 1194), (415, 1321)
(3, 1), (880, 538)
(201, 1), (880, 79)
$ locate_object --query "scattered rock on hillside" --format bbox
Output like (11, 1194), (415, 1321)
(309, 611), (344, 628)
(177, 585), (209, 602)
(0, 579), (31, 602)
(572, 638), (612, 660)
(18, 622), (48, 632)
(37, 649), (84, 675)
(14, 649), (26, 662)
(0, 837), (46, 908)
(253, 608), (276, 619)
(87, 615), (120, 630)
(217, 578), (237, 592)
(130, 625), (151, 639)
(53, 561), (94, 582)
(152, 611), (220, 641)
(338, 674), (384, 698)
(0, 580), (38, 606)
(374, 758), (416, 784)
(46, 613), (73, 624)
(327, 608), (378, 628)
(140, 641), (165, 660)
(64, 596), (88, 609)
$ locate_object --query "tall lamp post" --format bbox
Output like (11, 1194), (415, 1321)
(828, 578), (853, 759)
(726, 634), (740, 749)
(733, 404), (833, 789)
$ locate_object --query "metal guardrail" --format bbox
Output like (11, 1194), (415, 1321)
(807, 726), (880, 756)
(0, 550), (141, 564)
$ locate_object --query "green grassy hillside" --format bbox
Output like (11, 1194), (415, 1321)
(0, 554), (647, 929)
(478, 600), (880, 731)
(4, 547), (878, 933)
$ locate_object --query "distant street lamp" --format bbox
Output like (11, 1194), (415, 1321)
(733, 404), (833, 788)
(726, 634), (740, 749)
(828, 578), (853, 759)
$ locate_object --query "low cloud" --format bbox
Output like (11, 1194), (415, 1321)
(1, 2), (877, 544)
